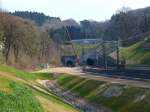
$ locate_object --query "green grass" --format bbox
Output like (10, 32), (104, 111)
(0, 82), (44, 112)
(89, 86), (149, 112)
(0, 65), (79, 112)
(0, 76), (13, 92)
(1, 64), (150, 112)
(57, 75), (104, 97)
(0, 65), (54, 80)
(32, 85), (78, 111)
(112, 37), (150, 64)
(56, 74), (150, 112)
(121, 40), (150, 64)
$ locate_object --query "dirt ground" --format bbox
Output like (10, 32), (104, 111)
(36, 67), (84, 75)
(35, 67), (150, 89)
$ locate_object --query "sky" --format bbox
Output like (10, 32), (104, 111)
(1, 0), (150, 21)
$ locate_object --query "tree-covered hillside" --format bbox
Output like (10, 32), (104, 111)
(10, 7), (150, 45)
(11, 11), (60, 26)
(0, 12), (61, 67)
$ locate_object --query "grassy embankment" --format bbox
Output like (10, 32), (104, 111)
(0, 65), (78, 112)
(1, 64), (150, 112)
(56, 74), (150, 112)
(111, 37), (150, 64)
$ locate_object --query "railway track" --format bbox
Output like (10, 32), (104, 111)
(83, 67), (150, 81)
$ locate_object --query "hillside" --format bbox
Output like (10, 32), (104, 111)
(110, 36), (150, 65)
(1, 64), (150, 112)
(33, 68), (150, 112)
(10, 7), (150, 43)
(56, 74), (150, 112)
(0, 12), (62, 67)
(10, 11), (60, 26)
(120, 37), (150, 64)
(0, 65), (78, 112)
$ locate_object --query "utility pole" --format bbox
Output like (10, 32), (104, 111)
(82, 43), (85, 67)
(82, 31), (86, 69)
(102, 39), (107, 71)
(116, 38), (120, 69)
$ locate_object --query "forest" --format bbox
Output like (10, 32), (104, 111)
(11, 7), (150, 43)
(0, 12), (61, 68)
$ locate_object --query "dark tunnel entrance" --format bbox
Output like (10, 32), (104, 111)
(86, 58), (95, 66)
(66, 60), (74, 67)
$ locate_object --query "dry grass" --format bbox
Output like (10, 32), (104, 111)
(37, 96), (78, 112)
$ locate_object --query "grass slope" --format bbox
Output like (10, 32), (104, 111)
(0, 82), (44, 112)
(2, 64), (150, 112)
(56, 74), (150, 112)
(112, 37), (150, 64)
(0, 65), (78, 112)
(0, 65), (54, 80)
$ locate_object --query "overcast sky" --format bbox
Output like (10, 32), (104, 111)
(1, 0), (150, 21)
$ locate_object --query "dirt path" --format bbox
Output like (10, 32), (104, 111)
(35, 67), (150, 89)
(35, 67), (84, 75)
